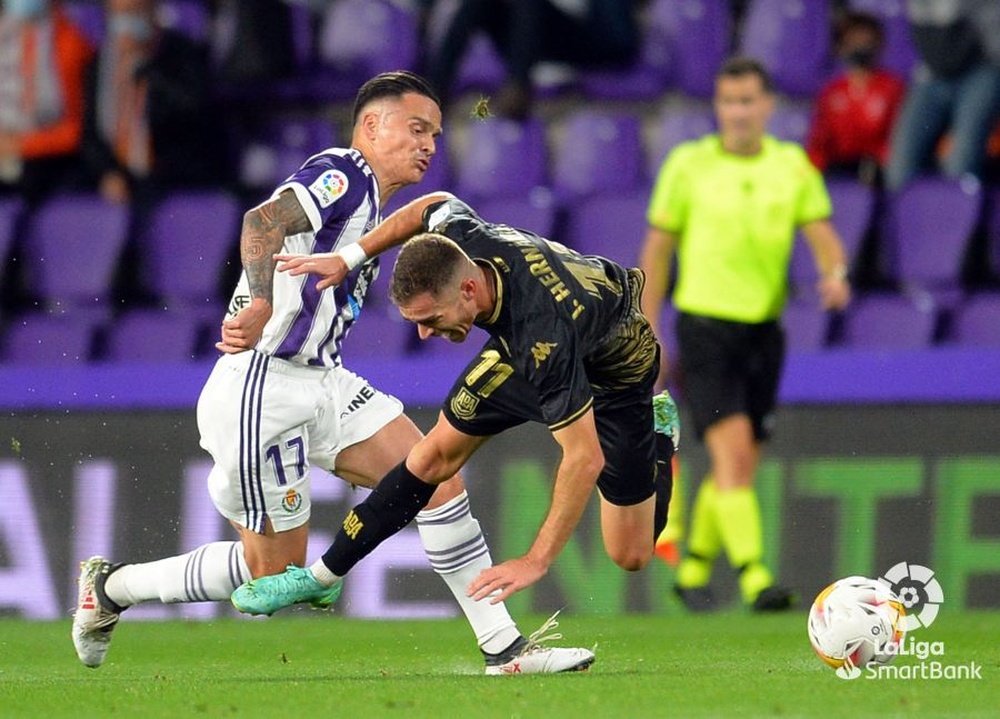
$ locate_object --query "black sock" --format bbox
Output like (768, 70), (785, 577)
(653, 434), (674, 541)
(321, 461), (437, 577)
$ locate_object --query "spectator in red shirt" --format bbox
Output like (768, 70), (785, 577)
(0, 0), (94, 201)
(806, 12), (905, 184)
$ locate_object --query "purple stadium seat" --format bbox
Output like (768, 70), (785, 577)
(840, 294), (937, 349)
(425, 0), (506, 95)
(157, 0), (211, 42)
(452, 117), (547, 202)
(579, 3), (675, 101)
(882, 177), (982, 292)
(647, 105), (715, 179)
(563, 190), (649, 267)
(318, 0), (418, 87)
(782, 299), (830, 351)
(789, 179), (875, 290)
(341, 305), (417, 360)
(104, 309), (201, 362)
(454, 36), (508, 96)
(21, 194), (129, 314)
(739, 0), (833, 97)
(847, 0), (918, 80)
(474, 191), (558, 239)
(240, 118), (339, 190)
(551, 111), (644, 204)
(986, 187), (1000, 278)
(0, 197), (23, 268)
(950, 294), (1000, 347)
(1, 313), (96, 365)
(657, 0), (731, 99)
(140, 191), (241, 310)
(64, 1), (105, 46)
(769, 103), (812, 145)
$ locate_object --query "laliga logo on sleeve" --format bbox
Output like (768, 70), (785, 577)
(309, 169), (349, 208)
(878, 562), (944, 631)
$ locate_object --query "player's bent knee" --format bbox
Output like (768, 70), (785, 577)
(607, 547), (653, 572)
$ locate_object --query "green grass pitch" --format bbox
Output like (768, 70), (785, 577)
(2, 611), (997, 718)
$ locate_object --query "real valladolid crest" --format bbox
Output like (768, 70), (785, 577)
(807, 562), (982, 681)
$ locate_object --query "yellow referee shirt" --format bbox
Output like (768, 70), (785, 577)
(647, 134), (831, 323)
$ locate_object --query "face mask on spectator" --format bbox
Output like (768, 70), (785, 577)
(110, 13), (153, 42)
(844, 47), (878, 69)
(4, 0), (50, 20)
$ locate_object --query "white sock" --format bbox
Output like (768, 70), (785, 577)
(104, 541), (250, 607)
(416, 491), (521, 654)
(309, 558), (341, 586)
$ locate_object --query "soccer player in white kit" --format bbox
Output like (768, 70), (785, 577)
(71, 72), (592, 675)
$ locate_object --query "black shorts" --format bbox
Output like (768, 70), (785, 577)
(675, 312), (785, 441)
(443, 340), (664, 507)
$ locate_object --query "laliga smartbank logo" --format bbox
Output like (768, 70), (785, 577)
(837, 562), (981, 681)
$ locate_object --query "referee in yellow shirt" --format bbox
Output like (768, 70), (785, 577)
(640, 57), (851, 611)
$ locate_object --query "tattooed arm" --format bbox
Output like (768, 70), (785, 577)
(216, 190), (312, 354)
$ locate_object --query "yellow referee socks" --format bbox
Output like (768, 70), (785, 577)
(713, 485), (773, 604)
(675, 476), (722, 589)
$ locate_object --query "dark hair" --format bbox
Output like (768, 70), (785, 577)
(389, 233), (468, 306)
(833, 11), (885, 48)
(352, 71), (440, 125)
(716, 56), (775, 94)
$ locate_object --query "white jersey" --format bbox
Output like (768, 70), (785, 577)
(225, 147), (381, 368)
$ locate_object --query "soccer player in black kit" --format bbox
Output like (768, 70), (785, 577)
(234, 192), (679, 612)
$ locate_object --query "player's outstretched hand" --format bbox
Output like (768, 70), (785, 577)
(274, 252), (348, 291)
(216, 298), (272, 354)
(467, 555), (548, 604)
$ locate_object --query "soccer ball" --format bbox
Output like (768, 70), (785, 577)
(807, 576), (906, 673)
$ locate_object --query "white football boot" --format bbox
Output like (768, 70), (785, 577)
(483, 611), (595, 675)
(71, 556), (126, 668)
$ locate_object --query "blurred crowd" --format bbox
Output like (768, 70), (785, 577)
(1, 0), (998, 206)
(1, 0), (1000, 362)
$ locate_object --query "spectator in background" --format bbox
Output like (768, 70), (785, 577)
(214, 0), (295, 85)
(0, 0), (93, 202)
(427, 0), (640, 118)
(805, 11), (905, 185)
(886, 0), (1000, 190)
(639, 58), (851, 613)
(82, 0), (221, 204)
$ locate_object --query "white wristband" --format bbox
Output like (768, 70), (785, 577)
(339, 243), (368, 271)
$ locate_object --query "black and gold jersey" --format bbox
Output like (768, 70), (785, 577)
(422, 197), (659, 434)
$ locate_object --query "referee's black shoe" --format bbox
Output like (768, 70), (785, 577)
(751, 585), (796, 612)
(674, 584), (716, 612)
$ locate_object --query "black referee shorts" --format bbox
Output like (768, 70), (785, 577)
(675, 312), (785, 442)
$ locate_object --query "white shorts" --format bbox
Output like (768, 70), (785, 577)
(197, 351), (403, 532)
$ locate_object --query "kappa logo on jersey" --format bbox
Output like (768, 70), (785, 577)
(281, 489), (302, 513)
(308, 169), (349, 208)
(531, 341), (558, 368)
(450, 387), (480, 420)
